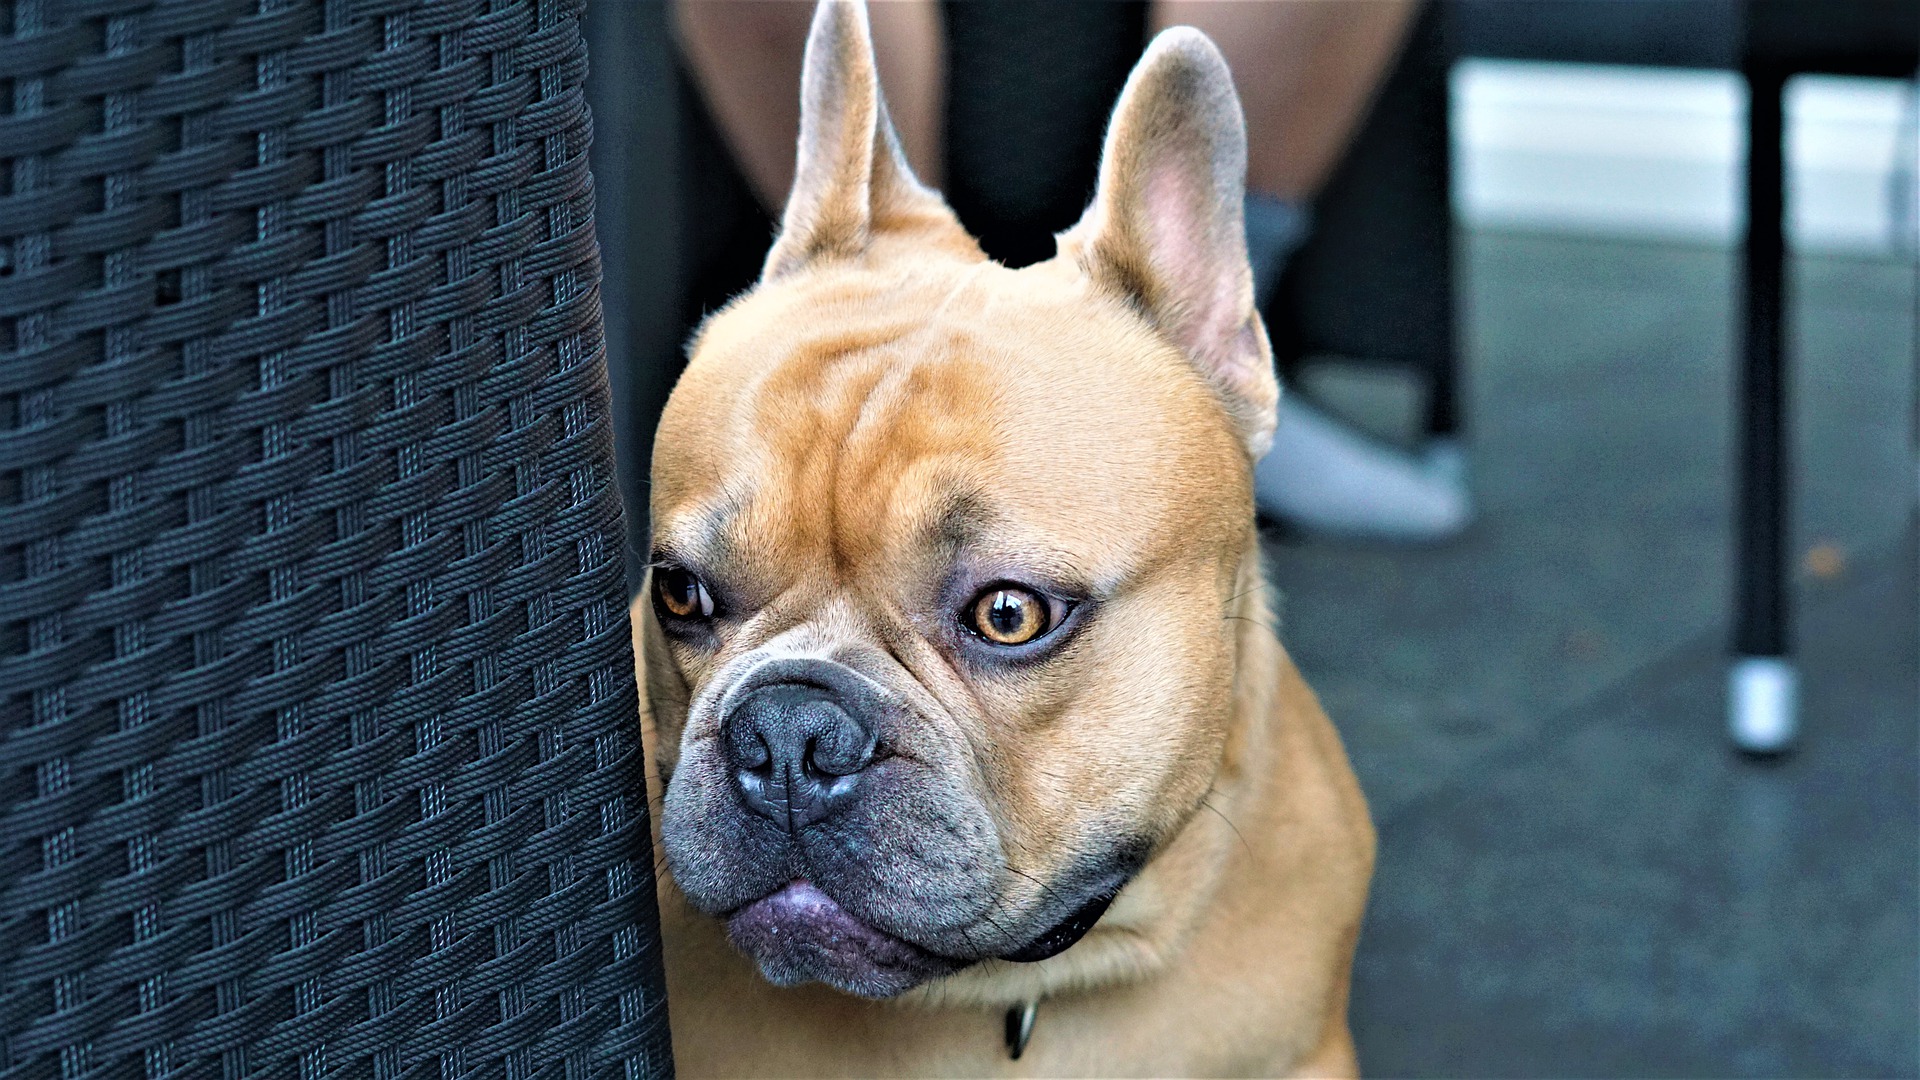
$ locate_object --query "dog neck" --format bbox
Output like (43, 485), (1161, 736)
(903, 531), (1280, 1010)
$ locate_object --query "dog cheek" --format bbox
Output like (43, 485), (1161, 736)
(806, 760), (1004, 947)
(639, 605), (697, 764)
(661, 740), (789, 912)
(1052, 622), (1234, 847)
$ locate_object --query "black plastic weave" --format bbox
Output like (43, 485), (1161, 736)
(0, 0), (672, 1076)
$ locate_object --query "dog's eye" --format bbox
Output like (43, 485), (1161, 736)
(654, 565), (714, 620)
(966, 586), (1050, 646)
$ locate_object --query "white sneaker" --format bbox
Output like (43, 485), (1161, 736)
(1254, 394), (1472, 542)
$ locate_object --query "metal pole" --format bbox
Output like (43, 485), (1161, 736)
(1730, 63), (1798, 754)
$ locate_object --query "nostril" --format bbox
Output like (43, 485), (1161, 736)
(746, 732), (774, 774)
(805, 730), (876, 778)
(724, 718), (773, 773)
(735, 767), (767, 802)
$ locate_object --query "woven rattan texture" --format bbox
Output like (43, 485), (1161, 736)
(0, 0), (673, 1076)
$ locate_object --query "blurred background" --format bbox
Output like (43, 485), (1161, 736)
(583, 2), (1918, 1074)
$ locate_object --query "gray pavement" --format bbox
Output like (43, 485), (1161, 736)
(1268, 230), (1917, 1076)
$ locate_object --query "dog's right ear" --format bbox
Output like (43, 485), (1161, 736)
(762, 0), (975, 280)
(1058, 29), (1278, 458)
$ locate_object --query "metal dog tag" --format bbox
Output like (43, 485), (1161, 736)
(1005, 1000), (1038, 1060)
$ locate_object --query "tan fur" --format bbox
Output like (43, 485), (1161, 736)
(636, 3), (1374, 1074)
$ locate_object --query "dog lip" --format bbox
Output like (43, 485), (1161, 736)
(726, 880), (968, 998)
(996, 875), (1130, 963)
(727, 880), (940, 954)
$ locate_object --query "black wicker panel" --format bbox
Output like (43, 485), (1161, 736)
(0, 0), (672, 1076)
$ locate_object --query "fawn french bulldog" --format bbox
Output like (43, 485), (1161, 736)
(633, 2), (1374, 1073)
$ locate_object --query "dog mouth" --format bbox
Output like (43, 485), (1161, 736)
(726, 875), (1130, 997)
(727, 881), (964, 998)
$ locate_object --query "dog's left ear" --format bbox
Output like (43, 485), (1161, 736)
(1059, 28), (1278, 458)
(763, 0), (975, 280)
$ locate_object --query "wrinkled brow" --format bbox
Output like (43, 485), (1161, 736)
(916, 489), (991, 555)
(653, 491), (749, 567)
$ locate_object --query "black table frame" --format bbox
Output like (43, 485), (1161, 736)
(1731, 0), (1917, 752)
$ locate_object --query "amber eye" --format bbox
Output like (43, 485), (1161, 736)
(967, 586), (1049, 645)
(653, 566), (714, 620)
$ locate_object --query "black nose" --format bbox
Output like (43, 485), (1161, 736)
(723, 682), (877, 831)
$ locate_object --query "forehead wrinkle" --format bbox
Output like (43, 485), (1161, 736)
(925, 259), (992, 325)
(654, 485), (749, 562)
(736, 332), (899, 579)
(723, 268), (1008, 581)
(923, 488), (990, 552)
(829, 349), (998, 569)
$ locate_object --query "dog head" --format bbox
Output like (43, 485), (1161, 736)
(644, 0), (1277, 999)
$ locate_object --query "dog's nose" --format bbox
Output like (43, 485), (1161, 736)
(724, 682), (877, 831)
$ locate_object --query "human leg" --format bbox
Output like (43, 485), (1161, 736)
(673, 0), (944, 210)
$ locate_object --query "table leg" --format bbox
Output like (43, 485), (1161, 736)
(1731, 65), (1797, 754)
